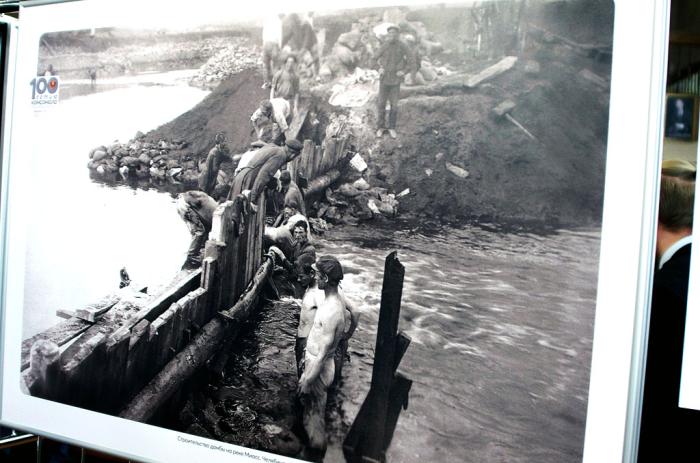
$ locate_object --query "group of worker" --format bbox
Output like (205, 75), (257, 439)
(178, 134), (357, 454)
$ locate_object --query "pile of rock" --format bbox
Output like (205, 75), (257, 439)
(319, 9), (450, 85)
(190, 38), (262, 89)
(311, 177), (401, 224)
(87, 133), (199, 186)
(320, 21), (379, 81)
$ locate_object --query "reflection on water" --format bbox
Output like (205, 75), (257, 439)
(22, 79), (209, 339)
(191, 222), (600, 462)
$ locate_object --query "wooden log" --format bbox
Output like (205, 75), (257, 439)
(120, 256), (274, 423)
(305, 151), (353, 198)
(400, 73), (469, 98)
(465, 56), (518, 88)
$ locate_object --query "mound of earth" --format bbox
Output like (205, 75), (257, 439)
(145, 68), (267, 157)
(316, 47), (610, 227)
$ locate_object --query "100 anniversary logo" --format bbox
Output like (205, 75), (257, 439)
(30, 75), (59, 105)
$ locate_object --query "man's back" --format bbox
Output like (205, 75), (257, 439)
(639, 243), (693, 460)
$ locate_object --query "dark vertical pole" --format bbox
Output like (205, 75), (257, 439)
(364, 251), (404, 460)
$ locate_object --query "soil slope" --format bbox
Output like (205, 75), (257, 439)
(146, 68), (267, 157)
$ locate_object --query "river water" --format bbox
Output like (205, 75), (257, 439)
(180, 221), (599, 463)
(21, 77), (600, 462)
(21, 73), (208, 339)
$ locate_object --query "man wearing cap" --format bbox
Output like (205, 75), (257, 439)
(374, 24), (413, 139)
(198, 133), (231, 197)
(279, 170), (306, 215)
(298, 256), (350, 450)
(228, 139), (303, 213)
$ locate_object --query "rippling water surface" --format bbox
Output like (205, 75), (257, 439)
(191, 222), (600, 463)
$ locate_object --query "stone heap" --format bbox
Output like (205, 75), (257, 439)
(87, 133), (199, 186)
(190, 38), (262, 89)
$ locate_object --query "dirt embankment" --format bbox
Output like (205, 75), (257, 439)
(359, 53), (609, 227)
(147, 68), (267, 157)
(86, 1), (612, 227)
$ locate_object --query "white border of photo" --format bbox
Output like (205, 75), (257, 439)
(0, 1), (670, 462)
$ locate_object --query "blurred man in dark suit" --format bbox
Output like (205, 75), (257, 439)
(639, 171), (695, 461)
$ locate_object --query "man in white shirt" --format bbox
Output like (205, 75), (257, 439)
(262, 13), (284, 89)
(250, 98), (291, 142)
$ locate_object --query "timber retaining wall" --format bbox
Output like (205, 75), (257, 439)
(20, 135), (352, 416)
(22, 194), (266, 415)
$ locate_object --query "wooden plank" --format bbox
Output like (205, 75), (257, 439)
(344, 373), (412, 463)
(120, 258), (274, 423)
(21, 319), (92, 370)
(362, 251), (405, 460)
(301, 140), (314, 182)
(149, 304), (179, 370)
(382, 373), (413, 452)
(313, 145), (323, 180)
(392, 331), (411, 372)
(320, 138), (337, 175)
(22, 340), (60, 400)
(73, 293), (120, 323)
(56, 309), (77, 320)
(101, 326), (131, 413)
(124, 319), (151, 400)
(123, 270), (201, 329)
(465, 56), (518, 88)
(286, 100), (310, 141)
(60, 332), (108, 410)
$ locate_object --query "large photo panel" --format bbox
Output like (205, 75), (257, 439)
(0, 0), (661, 462)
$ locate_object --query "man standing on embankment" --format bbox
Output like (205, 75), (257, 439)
(374, 24), (413, 139)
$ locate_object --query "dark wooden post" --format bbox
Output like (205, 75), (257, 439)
(343, 251), (413, 463)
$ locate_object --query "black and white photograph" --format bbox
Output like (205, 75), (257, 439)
(7, 0), (619, 461)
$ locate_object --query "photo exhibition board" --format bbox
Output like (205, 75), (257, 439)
(0, 1), (672, 462)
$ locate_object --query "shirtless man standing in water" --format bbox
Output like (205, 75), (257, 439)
(295, 256), (358, 379)
(298, 256), (354, 450)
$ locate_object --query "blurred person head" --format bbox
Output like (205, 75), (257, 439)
(656, 174), (695, 259)
(386, 25), (400, 43)
(284, 54), (297, 72)
(296, 253), (316, 288)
